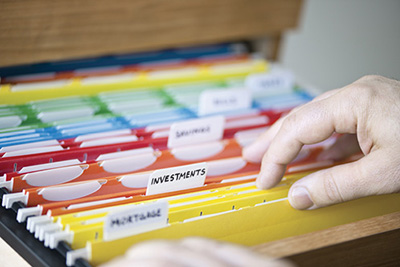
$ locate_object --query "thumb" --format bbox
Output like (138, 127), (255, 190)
(288, 151), (400, 209)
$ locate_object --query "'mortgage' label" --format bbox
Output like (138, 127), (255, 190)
(146, 162), (208, 196)
(198, 89), (252, 116)
(167, 116), (224, 148)
(103, 200), (168, 241)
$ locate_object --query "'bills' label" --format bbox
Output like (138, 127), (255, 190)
(146, 162), (207, 196)
(198, 89), (252, 116)
(168, 116), (224, 148)
(103, 200), (168, 241)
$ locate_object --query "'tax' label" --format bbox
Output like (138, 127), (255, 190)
(245, 70), (294, 94)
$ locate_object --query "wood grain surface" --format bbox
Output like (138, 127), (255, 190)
(253, 211), (400, 266)
(0, 0), (302, 67)
(286, 228), (400, 267)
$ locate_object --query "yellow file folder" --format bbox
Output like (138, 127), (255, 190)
(83, 193), (400, 266)
(0, 59), (267, 105)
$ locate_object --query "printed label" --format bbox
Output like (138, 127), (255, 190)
(198, 89), (252, 116)
(103, 200), (168, 241)
(146, 162), (208, 196)
(167, 116), (224, 148)
(245, 70), (294, 93)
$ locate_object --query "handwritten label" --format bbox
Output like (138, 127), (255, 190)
(198, 89), (251, 116)
(167, 116), (224, 148)
(245, 70), (294, 94)
(103, 200), (168, 241)
(146, 162), (207, 196)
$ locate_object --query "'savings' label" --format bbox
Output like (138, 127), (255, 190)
(103, 200), (168, 241)
(167, 116), (224, 148)
(146, 162), (208, 196)
(198, 89), (252, 116)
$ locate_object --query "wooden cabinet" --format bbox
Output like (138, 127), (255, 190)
(1, 1), (399, 266)
(0, 0), (302, 67)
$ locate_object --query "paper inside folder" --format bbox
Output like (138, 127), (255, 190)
(22, 165), (88, 187)
(38, 180), (104, 201)
(100, 152), (157, 173)
(0, 115), (23, 129)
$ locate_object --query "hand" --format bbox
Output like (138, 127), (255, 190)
(100, 237), (292, 267)
(243, 75), (400, 209)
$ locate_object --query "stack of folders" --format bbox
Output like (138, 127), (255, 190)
(0, 43), (399, 267)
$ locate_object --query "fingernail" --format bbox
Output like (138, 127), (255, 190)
(290, 187), (314, 209)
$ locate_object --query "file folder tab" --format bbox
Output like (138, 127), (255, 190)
(146, 162), (207, 196)
(103, 200), (169, 241)
(167, 116), (225, 148)
(198, 88), (252, 116)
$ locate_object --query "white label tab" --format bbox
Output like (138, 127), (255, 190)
(198, 89), (251, 116)
(168, 116), (224, 148)
(245, 70), (294, 94)
(103, 200), (168, 241)
(146, 162), (207, 196)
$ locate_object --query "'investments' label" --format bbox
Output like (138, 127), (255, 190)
(146, 162), (208, 196)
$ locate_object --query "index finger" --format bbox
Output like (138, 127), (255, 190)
(243, 88), (341, 163)
(257, 91), (358, 189)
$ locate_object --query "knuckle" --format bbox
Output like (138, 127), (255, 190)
(281, 112), (298, 132)
(263, 148), (280, 165)
(344, 81), (377, 109)
(374, 162), (400, 195)
(353, 82), (375, 98)
(391, 167), (400, 193)
(351, 75), (390, 99)
(358, 74), (383, 83)
(322, 171), (345, 203)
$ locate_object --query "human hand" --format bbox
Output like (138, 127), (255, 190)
(100, 237), (292, 267)
(243, 75), (400, 209)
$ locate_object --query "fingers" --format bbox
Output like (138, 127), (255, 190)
(122, 238), (293, 267)
(125, 240), (225, 267)
(257, 94), (358, 189)
(288, 150), (400, 209)
(181, 237), (293, 267)
(243, 88), (342, 164)
(242, 117), (284, 163)
(100, 256), (179, 267)
(249, 76), (400, 209)
(318, 134), (361, 161)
